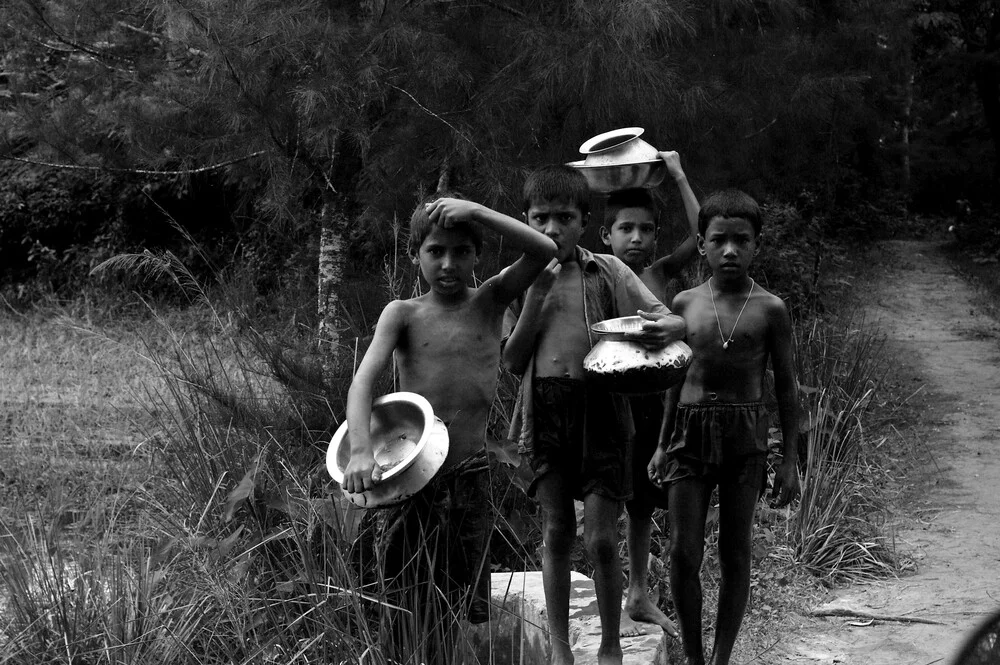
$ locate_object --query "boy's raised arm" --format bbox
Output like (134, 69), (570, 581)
(426, 197), (556, 303)
(501, 259), (560, 376)
(649, 151), (700, 278)
(342, 301), (406, 494)
(767, 298), (801, 507)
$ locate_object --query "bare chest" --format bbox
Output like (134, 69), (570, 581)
(535, 266), (592, 378)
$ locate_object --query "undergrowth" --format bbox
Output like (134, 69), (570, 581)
(0, 210), (907, 663)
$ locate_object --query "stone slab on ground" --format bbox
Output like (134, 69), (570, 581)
(471, 571), (669, 664)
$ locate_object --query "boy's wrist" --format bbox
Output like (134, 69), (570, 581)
(672, 172), (687, 183)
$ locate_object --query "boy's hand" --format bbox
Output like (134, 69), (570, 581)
(342, 453), (383, 494)
(647, 448), (669, 487)
(426, 197), (482, 228)
(657, 151), (685, 181)
(526, 258), (561, 302)
(769, 458), (800, 508)
(630, 310), (686, 347)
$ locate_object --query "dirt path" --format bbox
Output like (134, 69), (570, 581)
(776, 240), (1000, 664)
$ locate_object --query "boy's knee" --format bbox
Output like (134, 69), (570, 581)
(718, 546), (752, 575)
(542, 519), (576, 555)
(669, 537), (704, 571)
(583, 527), (617, 563)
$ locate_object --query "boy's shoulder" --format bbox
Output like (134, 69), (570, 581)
(749, 282), (788, 315)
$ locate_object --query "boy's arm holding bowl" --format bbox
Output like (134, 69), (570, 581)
(342, 301), (406, 494)
(647, 151), (700, 279)
(426, 197), (557, 303)
(617, 259), (686, 346)
(767, 297), (801, 507)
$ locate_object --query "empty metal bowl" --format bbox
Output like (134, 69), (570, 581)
(327, 391), (449, 508)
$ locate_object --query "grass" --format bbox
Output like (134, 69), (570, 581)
(0, 228), (910, 664)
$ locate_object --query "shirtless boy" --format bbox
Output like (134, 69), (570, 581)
(343, 193), (556, 661)
(503, 165), (686, 665)
(598, 151), (700, 638)
(648, 189), (800, 665)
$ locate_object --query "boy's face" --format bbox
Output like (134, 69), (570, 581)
(524, 199), (587, 263)
(698, 216), (759, 279)
(413, 225), (479, 296)
(600, 207), (657, 271)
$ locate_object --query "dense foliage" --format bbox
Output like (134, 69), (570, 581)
(3, 0), (993, 298)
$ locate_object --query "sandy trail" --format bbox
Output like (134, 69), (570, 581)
(777, 240), (1000, 664)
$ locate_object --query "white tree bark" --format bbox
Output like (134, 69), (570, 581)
(317, 200), (346, 382)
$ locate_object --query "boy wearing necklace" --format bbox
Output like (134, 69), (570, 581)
(648, 189), (800, 665)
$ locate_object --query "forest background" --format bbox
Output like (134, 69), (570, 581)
(2, 1), (1000, 664)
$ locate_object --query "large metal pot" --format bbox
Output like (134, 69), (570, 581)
(567, 127), (666, 193)
(583, 316), (692, 394)
(327, 392), (449, 508)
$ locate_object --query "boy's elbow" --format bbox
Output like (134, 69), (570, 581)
(502, 349), (526, 376)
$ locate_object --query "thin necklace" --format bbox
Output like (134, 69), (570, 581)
(709, 277), (755, 350)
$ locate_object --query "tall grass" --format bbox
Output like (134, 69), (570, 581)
(0, 239), (537, 663)
(791, 313), (898, 582)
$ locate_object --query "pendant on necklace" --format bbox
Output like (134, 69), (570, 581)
(723, 341), (730, 350)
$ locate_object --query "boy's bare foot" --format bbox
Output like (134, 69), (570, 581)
(618, 614), (648, 637)
(625, 593), (679, 638)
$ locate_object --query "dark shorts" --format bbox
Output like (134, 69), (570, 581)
(663, 401), (770, 494)
(529, 377), (631, 502)
(626, 392), (669, 514)
(377, 460), (492, 624)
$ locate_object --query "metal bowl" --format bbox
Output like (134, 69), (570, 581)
(579, 127), (659, 166)
(327, 392), (449, 508)
(584, 316), (691, 394)
(567, 159), (666, 193)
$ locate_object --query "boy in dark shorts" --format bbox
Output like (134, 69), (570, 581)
(649, 189), (800, 665)
(503, 165), (686, 665)
(343, 193), (556, 662)
(598, 151), (700, 637)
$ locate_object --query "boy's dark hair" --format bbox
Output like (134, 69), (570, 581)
(604, 188), (657, 229)
(408, 190), (483, 255)
(521, 165), (591, 217)
(698, 189), (762, 237)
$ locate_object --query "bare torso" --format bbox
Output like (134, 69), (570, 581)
(532, 260), (592, 380)
(395, 289), (503, 468)
(676, 281), (780, 404)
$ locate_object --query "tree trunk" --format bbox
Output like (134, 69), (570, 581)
(902, 72), (913, 198)
(317, 197), (348, 386)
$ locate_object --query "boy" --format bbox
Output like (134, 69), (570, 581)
(648, 189), (800, 665)
(598, 151), (700, 638)
(343, 193), (557, 661)
(502, 165), (686, 665)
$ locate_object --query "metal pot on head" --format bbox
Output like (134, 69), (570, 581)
(567, 127), (667, 193)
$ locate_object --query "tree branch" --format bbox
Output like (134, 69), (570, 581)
(809, 608), (946, 625)
(0, 151), (267, 176)
(388, 84), (484, 158)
